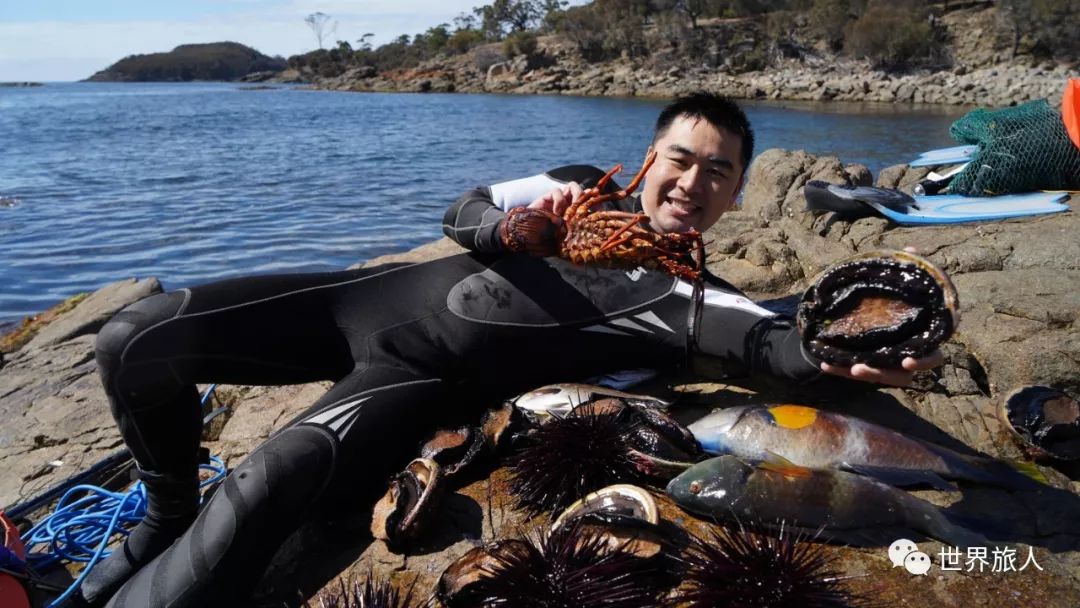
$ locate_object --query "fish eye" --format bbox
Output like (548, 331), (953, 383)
(689, 481), (701, 494)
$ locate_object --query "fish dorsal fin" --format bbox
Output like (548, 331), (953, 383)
(766, 404), (819, 429)
(759, 451), (813, 478)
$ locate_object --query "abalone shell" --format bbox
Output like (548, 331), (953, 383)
(796, 250), (959, 367)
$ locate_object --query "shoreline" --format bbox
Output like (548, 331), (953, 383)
(306, 57), (1073, 108)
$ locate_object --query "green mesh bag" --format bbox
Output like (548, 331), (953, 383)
(947, 98), (1080, 196)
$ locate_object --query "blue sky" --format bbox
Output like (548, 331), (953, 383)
(0, 1), (580, 81)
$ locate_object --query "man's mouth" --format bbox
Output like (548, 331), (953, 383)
(666, 197), (700, 216)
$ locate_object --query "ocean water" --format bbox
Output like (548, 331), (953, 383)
(0, 82), (966, 327)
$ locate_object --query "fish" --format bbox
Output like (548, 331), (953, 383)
(510, 383), (670, 421)
(666, 455), (989, 548)
(687, 404), (1040, 491)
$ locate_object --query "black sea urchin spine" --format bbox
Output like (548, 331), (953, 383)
(307, 575), (415, 608)
(668, 523), (865, 608)
(458, 518), (665, 608)
(508, 410), (643, 515)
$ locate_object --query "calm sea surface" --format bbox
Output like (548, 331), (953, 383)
(0, 82), (966, 327)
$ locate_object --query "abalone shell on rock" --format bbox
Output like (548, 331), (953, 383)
(551, 484), (664, 559)
(1001, 385), (1080, 461)
(796, 250), (959, 367)
(370, 457), (443, 549)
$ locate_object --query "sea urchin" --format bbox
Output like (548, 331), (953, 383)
(439, 517), (665, 608)
(667, 522), (864, 608)
(306, 574), (414, 608)
(507, 402), (644, 515)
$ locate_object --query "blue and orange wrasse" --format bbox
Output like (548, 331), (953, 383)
(687, 404), (1040, 491)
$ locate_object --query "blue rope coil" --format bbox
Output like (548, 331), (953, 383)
(19, 385), (226, 606)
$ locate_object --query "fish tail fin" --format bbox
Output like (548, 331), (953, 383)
(1003, 459), (1050, 485)
(928, 509), (1002, 549)
(952, 453), (1048, 490)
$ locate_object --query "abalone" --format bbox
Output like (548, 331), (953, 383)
(796, 250), (959, 367)
(370, 457), (443, 548)
(1001, 385), (1080, 461)
(551, 483), (664, 558)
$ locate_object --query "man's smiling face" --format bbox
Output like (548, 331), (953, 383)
(640, 114), (746, 234)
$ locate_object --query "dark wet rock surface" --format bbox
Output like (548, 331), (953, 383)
(3, 150), (1078, 605)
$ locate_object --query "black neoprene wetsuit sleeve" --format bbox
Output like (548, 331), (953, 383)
(443, 186), (508, 252)
(442, 165), (627, 253)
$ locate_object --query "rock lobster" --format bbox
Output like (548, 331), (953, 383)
(500, 151), (706, 281)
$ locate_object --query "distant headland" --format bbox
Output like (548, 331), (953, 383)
(84, 42), (286, 82)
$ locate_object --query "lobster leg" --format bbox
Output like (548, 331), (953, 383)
(659, 257), (701, 281)
(580, 150), (658, 207)
(594, 163), (624, 193)
(599, 215), (646, 251)
(585, 210), (646, 220)
(566, 163), (627, 219)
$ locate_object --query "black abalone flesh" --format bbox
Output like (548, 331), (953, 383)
(796, 250), (959, 367)
(1001, 385), (1080, 461)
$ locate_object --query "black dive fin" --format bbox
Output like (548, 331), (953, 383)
(841, 463), (956, 491)
(804, 181), (916, 216)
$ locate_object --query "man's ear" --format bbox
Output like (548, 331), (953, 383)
(728, 173), (746, 210)
(644, 145), (654, 165)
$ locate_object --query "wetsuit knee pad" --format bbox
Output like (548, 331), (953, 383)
(95, 290), (187, 391)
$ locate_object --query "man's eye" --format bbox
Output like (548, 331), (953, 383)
(669, 157), (689, 167)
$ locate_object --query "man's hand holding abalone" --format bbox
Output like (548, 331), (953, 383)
(801, 247), (954, 388)
(820, 350), (944, 387)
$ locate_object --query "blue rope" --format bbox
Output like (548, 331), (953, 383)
(19, 385), (226, 606)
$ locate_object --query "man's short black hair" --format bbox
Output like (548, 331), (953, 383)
(653, 92), (755, 174)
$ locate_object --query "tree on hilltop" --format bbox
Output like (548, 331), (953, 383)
(305, 12), (338, 49)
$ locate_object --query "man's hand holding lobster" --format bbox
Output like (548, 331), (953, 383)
(497, 153), (705, 281)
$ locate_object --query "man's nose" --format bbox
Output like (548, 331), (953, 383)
(676, 164), (703, 193)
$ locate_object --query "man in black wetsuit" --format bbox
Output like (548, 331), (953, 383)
(78, 92), (940, 607)
(442, 92), (940, 386)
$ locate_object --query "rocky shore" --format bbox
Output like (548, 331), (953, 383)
(3, 151), (1079, 605)
(310, 45), (1073, 108)
(299, 6), (1077, 108)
